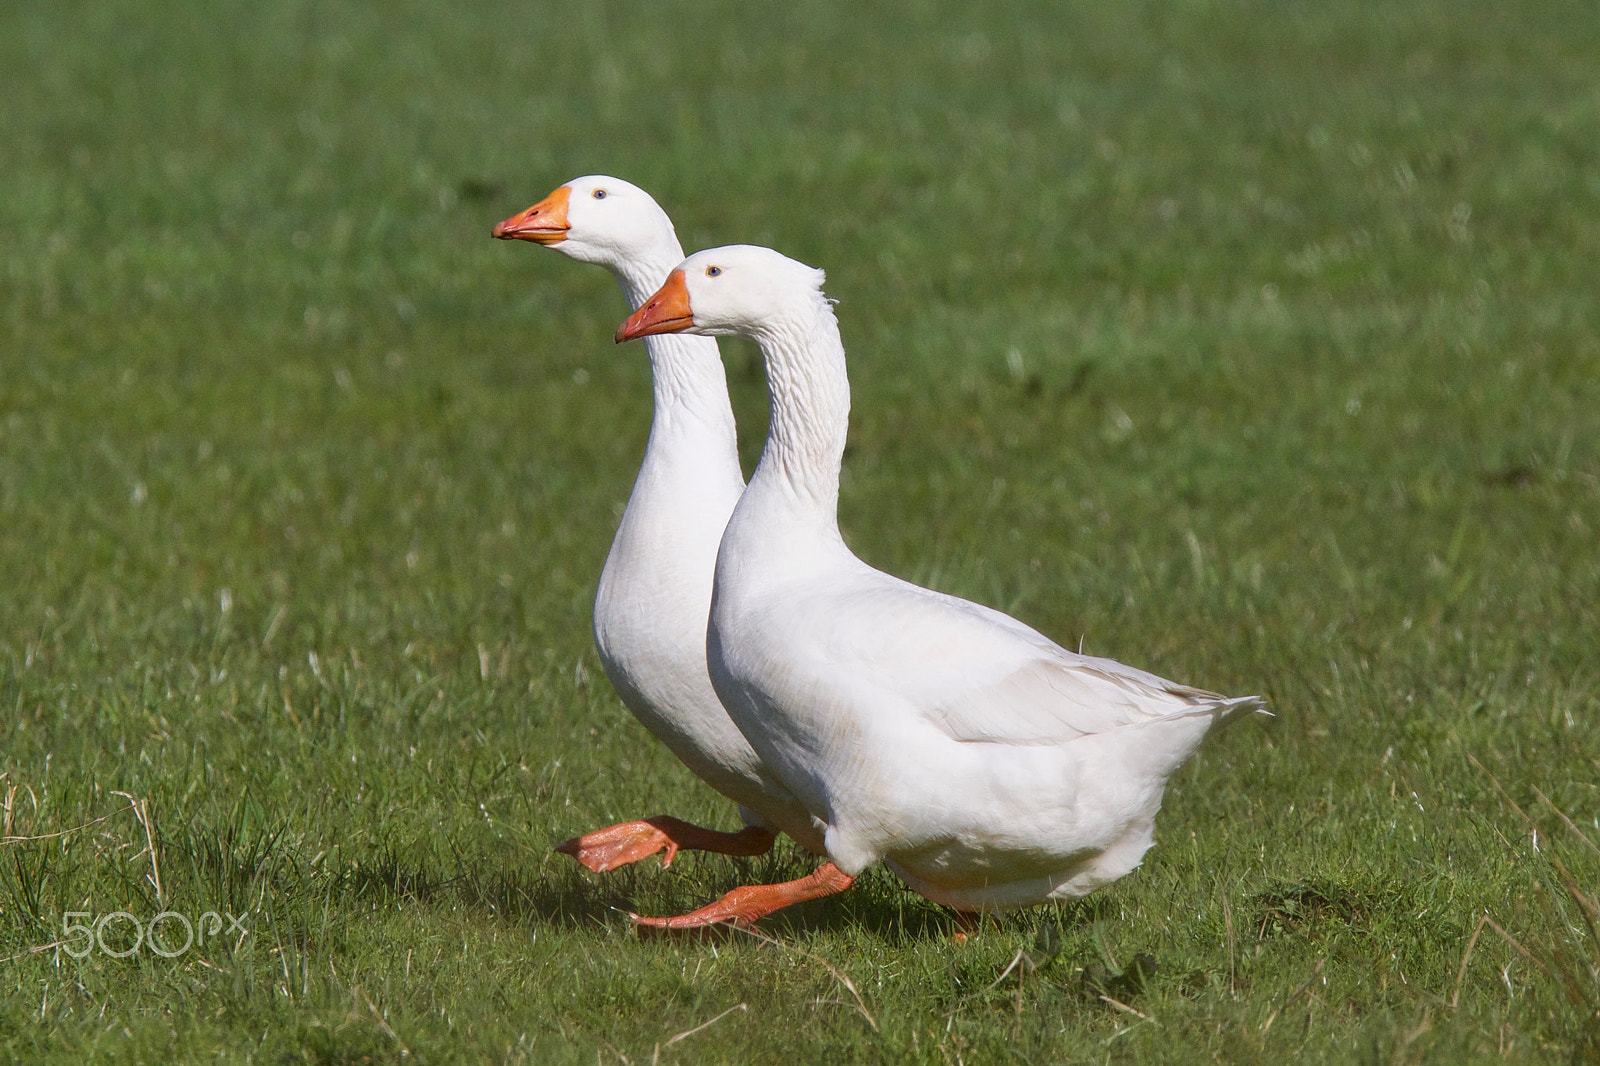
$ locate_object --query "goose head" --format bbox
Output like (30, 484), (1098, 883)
(492, 175), (679, 268)
(615, 245), (827, 342)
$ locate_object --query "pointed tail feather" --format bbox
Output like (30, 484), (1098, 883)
(1151, 693), (1270, 730)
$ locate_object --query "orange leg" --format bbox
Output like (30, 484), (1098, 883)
(555, 816), (776, 873)
(951, 909), (982, 943)
(630, 863), (855, 929)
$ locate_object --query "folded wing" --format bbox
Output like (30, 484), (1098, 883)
(813, 575), (1254, 747)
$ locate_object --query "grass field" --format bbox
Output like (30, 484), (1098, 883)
(3, 0), (1599, 1060)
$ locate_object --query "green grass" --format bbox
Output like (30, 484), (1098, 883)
(3, 0), (1599, 1060)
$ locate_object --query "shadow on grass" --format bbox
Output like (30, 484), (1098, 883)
(760, 867), (1120, 944)
(347, 846), (648, 931)
(344, 841), (1117, 944)
(1250, 876), (1409, 939)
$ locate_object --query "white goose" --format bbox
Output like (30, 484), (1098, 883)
(617, 245), (1265, 926)
(494, 180), (822, 871)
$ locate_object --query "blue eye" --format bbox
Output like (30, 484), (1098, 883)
(592, 189), (607, 199)
(706, 266), (721, 277)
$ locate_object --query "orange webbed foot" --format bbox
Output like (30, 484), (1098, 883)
(629, 863), (855, 929)
(556, 816), (777, 873)
(556, 820), (679, 873)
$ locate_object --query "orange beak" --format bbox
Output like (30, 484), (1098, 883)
(615, 270), (694, 343)
(492, 185), (571, 244)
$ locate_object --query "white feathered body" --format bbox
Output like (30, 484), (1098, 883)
(693, 256), (1261, 909)
(590, 248), (821, 853)
(709, 493), (1258, 908)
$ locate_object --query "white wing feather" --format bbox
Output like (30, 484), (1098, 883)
(800, 573), (1259, 746)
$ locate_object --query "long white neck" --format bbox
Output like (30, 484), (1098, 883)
(745, 296), (850, 526)
(613, 251), (740, 460)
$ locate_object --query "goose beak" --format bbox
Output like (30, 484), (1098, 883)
(615, 270), (694, 342)
(492, 185), (571, 244)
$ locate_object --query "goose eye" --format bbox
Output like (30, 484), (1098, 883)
(592, 189), (607, 200)
(705, 266), (721, 277)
